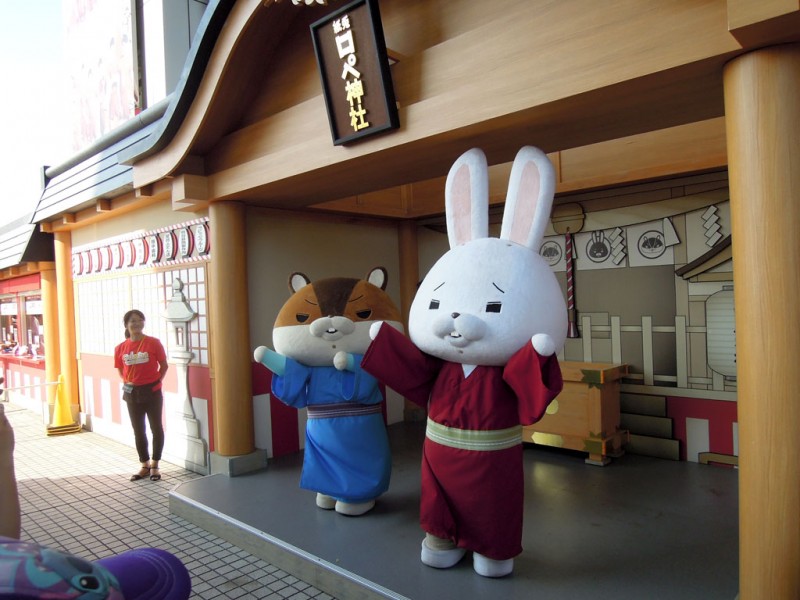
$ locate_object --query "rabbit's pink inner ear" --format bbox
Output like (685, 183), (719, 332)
(451, 163), (473, 246)
(508, 163), (541, 245)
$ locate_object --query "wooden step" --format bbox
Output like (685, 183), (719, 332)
(621, 413), (673, 439)
(626, 434), (680, 460)
(620, 393), (667, 417)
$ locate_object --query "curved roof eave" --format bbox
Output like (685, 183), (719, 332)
(0, 214), (54, 272)
(117, 0), (237, 166)
(29, 0), (236, 226)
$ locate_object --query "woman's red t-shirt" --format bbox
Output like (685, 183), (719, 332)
(114, 335), (167, 388)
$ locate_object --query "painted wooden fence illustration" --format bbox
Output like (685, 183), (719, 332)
(570, 314), (736, 398)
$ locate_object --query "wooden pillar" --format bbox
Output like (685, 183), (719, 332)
(52, 232), (79, 415)
(39, 265), (60, 407)
(208, 201), (255, 457)
(724, 43), (800, 600)
(397, 220), (422, 421)
(397, 220), (419, 327)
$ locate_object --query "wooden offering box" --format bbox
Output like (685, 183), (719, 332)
(523, 361), (628, 465)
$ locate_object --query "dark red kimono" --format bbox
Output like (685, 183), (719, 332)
(362, 325), (563, 560)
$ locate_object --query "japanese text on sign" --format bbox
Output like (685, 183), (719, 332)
(333, 14), (369, 132)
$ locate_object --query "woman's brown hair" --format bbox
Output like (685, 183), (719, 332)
(122, 310), (146, 339)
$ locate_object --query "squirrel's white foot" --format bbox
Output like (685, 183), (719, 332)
(473, 553), (514, 577)
(334, 499), (375, 516)
(420, 534), (466, 569)
(316, 493), (336, 510)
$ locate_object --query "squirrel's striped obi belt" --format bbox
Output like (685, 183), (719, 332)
(426, 417), (522, 451)
(307, 403), (383, 419)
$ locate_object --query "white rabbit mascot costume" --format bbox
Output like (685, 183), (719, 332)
(362, 146), (567, 577)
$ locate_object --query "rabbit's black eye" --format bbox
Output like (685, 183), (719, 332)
(429, 299), (440, 310)
(296, 313), (310, 323)
(356, 310), (372, 319)
(486, 302), (502, 313)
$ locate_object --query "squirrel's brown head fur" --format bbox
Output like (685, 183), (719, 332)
(272, 267), (402, 366)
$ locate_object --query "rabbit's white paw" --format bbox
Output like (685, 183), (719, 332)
(532, 333), (556, 356)
(369, 321), (384, 340)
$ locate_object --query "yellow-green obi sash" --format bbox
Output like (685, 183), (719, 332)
(425, 418), (522, 451)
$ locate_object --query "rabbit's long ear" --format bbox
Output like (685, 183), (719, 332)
(500, 146), (555, 251)
(445, 148), (489, 248)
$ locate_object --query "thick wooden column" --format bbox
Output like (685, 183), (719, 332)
(724, 44), (800, 600)
(397, 220), (423, 421)
(39, 265), (60, 408)
(397, 220), (419, 327)
(52, 232), (80, 417)
(208, 201), (256, 460)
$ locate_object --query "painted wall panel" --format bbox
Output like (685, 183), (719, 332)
(686, 417), (710, 463)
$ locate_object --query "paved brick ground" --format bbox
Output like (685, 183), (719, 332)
(3, 401), (336, 600)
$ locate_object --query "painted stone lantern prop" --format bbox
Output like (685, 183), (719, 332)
(706, 285), (737, 379)
(162, 279), (209, 474)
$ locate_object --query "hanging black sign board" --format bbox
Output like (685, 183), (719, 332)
(311, 0), (399, 145)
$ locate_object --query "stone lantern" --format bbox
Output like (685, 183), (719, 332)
(162, 278), (208, 474)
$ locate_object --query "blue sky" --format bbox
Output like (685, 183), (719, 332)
(0, 1), (70, 224)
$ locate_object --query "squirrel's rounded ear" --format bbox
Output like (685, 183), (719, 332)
(445, 148), (489, 248)
(500, 146), (555, 251)
(366, 267), (388, 290)
(288, 272), (311, 293)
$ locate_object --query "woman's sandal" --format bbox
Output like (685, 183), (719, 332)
(130, 464), (150, 481)
(149, 465), (161, 481)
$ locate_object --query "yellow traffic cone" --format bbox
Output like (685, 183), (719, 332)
(46, 374), (81, 436)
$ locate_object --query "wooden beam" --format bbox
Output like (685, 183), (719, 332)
(44, 181), (172, 232)
(310, 118), (728, 219)
(136, 184), (155, 199)
(179, 155), (206, 175)
(96, 199), (112, 212)
(727, 0), (800, 48)
(172, 173), (210, 212)
(135, 0), (741, 199)
(676, 236), (732, 280)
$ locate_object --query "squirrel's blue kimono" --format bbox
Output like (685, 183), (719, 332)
(271, 355), (391, 503)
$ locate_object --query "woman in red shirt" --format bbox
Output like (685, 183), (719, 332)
(114, 310), (169, 482)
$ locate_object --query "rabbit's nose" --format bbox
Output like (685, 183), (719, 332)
(451, 312), (460, 319)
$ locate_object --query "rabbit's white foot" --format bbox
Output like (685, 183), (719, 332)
(316, 493), (336, 510)
(421, 535), (466, 569)
(473, 553), (514, 578)
(335, 499), (375, 516)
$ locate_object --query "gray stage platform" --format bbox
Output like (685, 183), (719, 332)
(169, 422), (739, 600)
